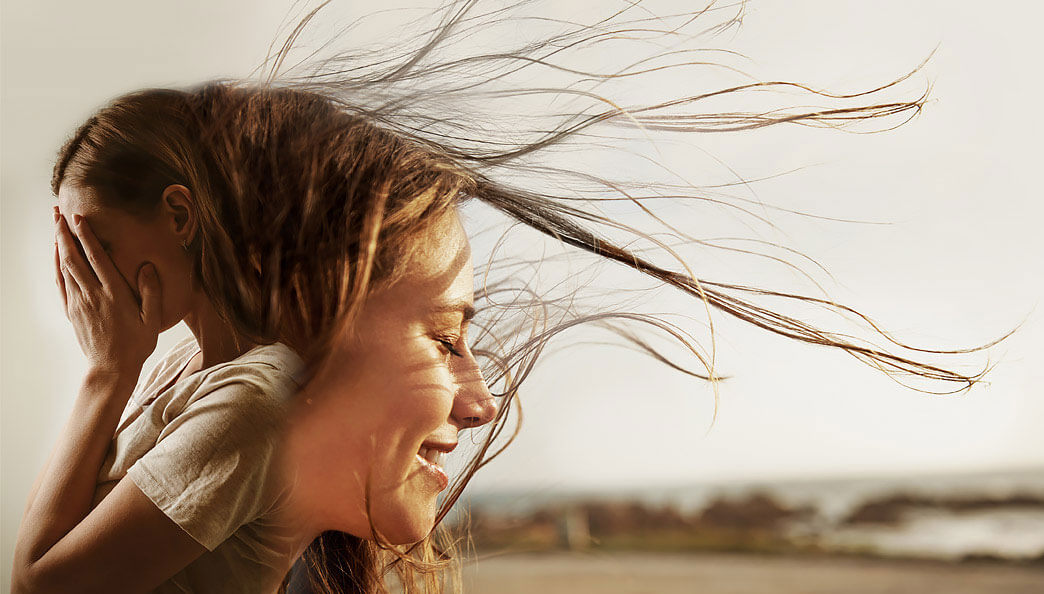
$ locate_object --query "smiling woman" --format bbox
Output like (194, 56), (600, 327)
(13, 80), (506, 593)
(284, 212), (495, 546)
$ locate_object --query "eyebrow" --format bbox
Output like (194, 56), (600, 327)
(432, 300), (476, 322)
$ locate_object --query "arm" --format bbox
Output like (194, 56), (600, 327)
(15, 459), (207, 594)
(13, 213), (205, 592)
(18, 240), (86, 517)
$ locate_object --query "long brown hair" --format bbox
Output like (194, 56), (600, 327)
(52, 1), (1001, 592)
(53, 81), (474, 591)
(52, 84), (468, 362)
(258, 2), (1001, 590)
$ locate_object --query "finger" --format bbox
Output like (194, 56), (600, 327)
(53, 208), (75, 312)
(70, 214), (121, 289)
(53, 241), (68, 312)
(60, 253), (81, 308)
(55, 215), (100, 290)
(137, 263), (162, 328)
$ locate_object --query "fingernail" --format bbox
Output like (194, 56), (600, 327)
(72, 214), (83, 226)
(52, 206), (59, 223)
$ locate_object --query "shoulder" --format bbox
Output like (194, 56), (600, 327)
(144, 336), (199, 382)
(156, 335), (200, 368)
(189, 342), (306, 408)
(132, 344), (306, 477)
(132, 335), (200, 401)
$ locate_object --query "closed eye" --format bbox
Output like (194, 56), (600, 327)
(436, 338), (464, 358)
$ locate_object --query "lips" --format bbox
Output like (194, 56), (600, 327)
(415, 441), (456, 491)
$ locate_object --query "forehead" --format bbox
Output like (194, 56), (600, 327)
(410, 210), (470, 266)
(55, 183), (147, 248)
(383, 212), (473, 308)
(56, 183), (101, 215)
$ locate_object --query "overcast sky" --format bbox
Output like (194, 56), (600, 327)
(4, 0), (1043, 582)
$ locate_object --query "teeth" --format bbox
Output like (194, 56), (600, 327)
(417, 446), (444, 466)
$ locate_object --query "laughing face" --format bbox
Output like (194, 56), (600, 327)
(285, 210), (497, 544)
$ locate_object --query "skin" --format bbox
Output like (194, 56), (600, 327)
(12, 184), (258, 593)
(284, 211), (497, 546)
(53, 183), (248, 370)
(15, 183), (494, 589)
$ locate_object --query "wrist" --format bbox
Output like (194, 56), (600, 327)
(71, 369), (138, 426)
(82, 367), (138, 396)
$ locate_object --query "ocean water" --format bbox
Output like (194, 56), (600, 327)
(459, 468), (1044, 560)
(820, 507), (1044, 559)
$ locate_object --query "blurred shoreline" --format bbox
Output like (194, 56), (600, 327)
(457, 467), (1044, 563)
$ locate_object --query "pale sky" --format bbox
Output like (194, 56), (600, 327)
(3, 0), (1043, 585)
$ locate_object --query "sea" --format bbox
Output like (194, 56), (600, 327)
(457, 467), (1044, 561)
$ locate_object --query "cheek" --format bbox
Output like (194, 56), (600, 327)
(308, 345), (451, 451)
(374, 372), (455, 459)
(103, 248), (142, 288)
(369, 362), (457, 485)
(361, 336), (457, 430)
(311, 325), (458, 485)
(398, 367), (455, 415)
(109, 242), (179, 292)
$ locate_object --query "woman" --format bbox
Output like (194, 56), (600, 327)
(12, 81), (498, 593)
(12, 90), (313, 592)
(14, 2), (995, 593)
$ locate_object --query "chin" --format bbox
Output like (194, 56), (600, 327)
(372, 498), (438, 544)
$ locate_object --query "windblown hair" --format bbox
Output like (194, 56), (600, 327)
(53, 82), (474, 591)
(52, 84), (468, 360)
(52, 1), (1000, 592)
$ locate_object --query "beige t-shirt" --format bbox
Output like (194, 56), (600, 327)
(93, 337), (305, 593)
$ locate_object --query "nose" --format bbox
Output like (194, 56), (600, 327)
(450, 360), (497, 429)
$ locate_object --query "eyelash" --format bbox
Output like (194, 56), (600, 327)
(436, 337), (464, 358)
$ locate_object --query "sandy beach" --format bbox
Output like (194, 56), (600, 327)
(462, 552), (1044, 594)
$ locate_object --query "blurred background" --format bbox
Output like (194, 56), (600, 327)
(3, 1), (1043, 592)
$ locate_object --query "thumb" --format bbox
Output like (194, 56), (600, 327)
(138, 262), (162, 328)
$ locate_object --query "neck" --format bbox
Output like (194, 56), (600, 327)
(181, 290), (256, 367)
(280, 385), (358, 546)
(276, 431), (328, 558)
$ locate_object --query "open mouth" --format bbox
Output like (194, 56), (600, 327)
(417, 445), (446, 468)
(415, 445), (449, 490)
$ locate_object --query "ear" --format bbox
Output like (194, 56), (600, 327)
(160, 185), (197, 247)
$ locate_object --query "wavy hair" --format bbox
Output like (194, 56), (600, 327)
(52, 1), (1001, 592)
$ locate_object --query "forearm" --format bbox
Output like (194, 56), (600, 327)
(14, 370), (136, 570)
(21, 444), (58, 520)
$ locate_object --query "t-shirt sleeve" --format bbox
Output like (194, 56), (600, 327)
(126, 363), (293, 551)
